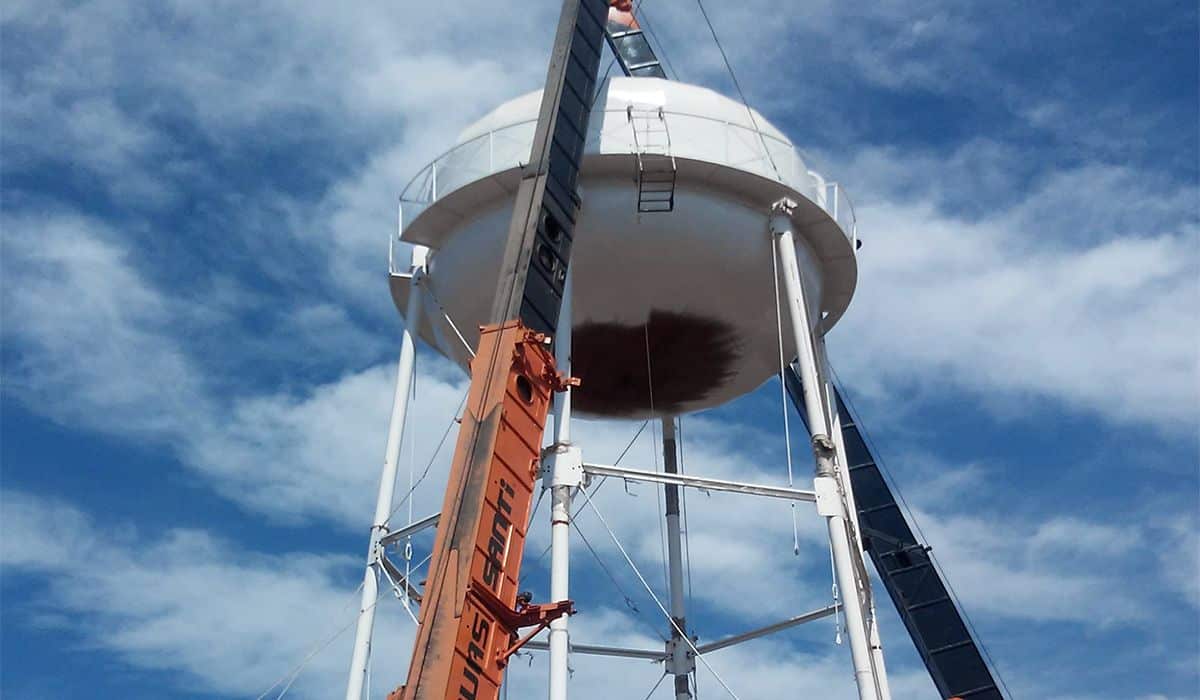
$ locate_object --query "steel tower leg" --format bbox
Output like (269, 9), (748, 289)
(345, 246), (428, 700)
(661, 418), (694, 700)
(770, 200), (886, 700)
(819, 345), (893, 700)
(547, 270), (580, 700)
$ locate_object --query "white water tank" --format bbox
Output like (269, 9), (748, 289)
(391, 77), (858, 418)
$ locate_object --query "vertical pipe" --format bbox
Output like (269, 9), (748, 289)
(818, 345), (892, 700)
(345, 246), (428, 700)
(867, 608), (893, 700)
(818, 343), (862, 546)
(661, 417), (693, 700)
(770, 201), (881, 700)
(548, 270), (574, 700)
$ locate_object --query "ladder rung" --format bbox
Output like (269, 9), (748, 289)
(879, 559), (931, 577)
(927, 639), (974, 656)
(955, 683), (1002, 698)
(905, 595), (952, 612)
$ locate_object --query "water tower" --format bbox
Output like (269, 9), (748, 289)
(390, 76), (858, 421)
(345, 3), (1007, 700)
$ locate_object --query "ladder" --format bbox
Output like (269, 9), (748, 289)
(785, 364), (1006, 700)
(627, 106), (677, 213)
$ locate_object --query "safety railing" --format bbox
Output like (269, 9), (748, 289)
(395, 110), (857, 265)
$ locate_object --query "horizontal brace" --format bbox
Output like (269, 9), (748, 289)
(379, 512), (441, 547)
(880, 559), (934, 577)
(860, 501), (902, 515)
(582, 463), (816, 502)
(927, 639), (975, 656)
(956, 683), (1002, 698)
(905, 596), (952, 613)
(379, 553), (423, 603)
(523, 640), (666, 661)
(693, 604), (839, 655)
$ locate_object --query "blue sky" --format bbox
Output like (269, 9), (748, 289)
(2, 1), (1197, 699)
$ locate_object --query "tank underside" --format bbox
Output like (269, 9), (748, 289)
(570, 308), (739, 415)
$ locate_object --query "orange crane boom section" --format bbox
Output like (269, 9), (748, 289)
(393, 321), (575, 700)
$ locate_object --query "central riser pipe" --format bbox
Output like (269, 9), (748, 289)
(661, 418), (692, 700)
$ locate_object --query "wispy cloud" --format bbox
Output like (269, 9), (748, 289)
(1, 489), (413, 699)
(1, 0), (1196, 698)
(829, 154), (1198, 431)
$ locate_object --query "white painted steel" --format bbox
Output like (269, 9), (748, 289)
(818, 344), (893, 700)
(547, 486), (571, 700)
(412, 79), (857, 244)
(582, 463), (816, 502)
(378, 512), (440, 547)
(524, 641), (666, 661)
(346, 246), (427, 700)
(661, 418), (693, 700)
(693, 605), (840, 655)
(389, 78), (858, 418)
(527, 606), (841, 660)
(771, 202), (828, 436)
(547, 269), (575, 700)
(771, 206), (885, 700)
(867, 610), (894, 700)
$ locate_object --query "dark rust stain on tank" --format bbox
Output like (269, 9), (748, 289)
(571, 309), (740, 416)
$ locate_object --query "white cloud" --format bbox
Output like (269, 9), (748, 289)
(1156, 513), (1200, 610)
(1, 213), (212, 439)
(0, 210), (462, 528)
(828, 155), (1199, 432)
(1, 488), (942, 700)
(2, 2), (1197, 697)
(910, 509), (1148, 625)
(0, 489), (415, 699)
(184, 360), (465, 528)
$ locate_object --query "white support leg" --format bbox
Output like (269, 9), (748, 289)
(661, 418), (693, 700)
(547, 270), (580, 700)
(771, 200), (885, 700)
(817, 344), (893, 700)
(346, 246), (428, 700)
(866, 610), (893, 700)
